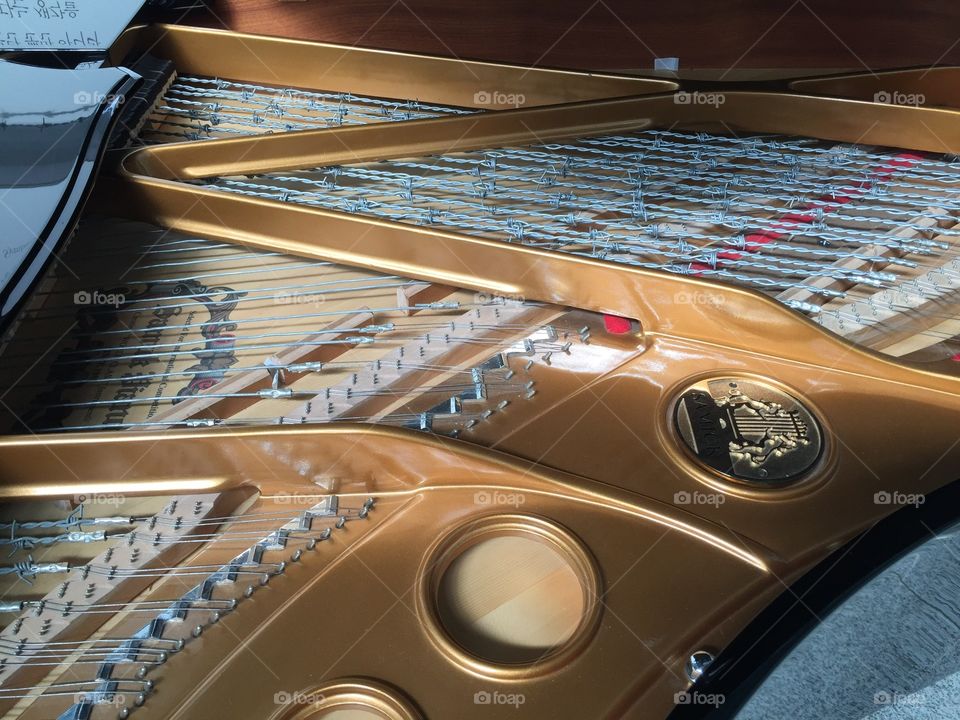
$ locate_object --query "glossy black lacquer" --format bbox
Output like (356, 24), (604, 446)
(0, 60), (139, 332)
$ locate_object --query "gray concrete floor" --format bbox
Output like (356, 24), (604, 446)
(736, 528), (960, 719)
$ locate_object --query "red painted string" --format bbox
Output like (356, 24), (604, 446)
(688, 152), (925, 276)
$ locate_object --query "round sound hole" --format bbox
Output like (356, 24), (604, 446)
(431, 517), (598, 667)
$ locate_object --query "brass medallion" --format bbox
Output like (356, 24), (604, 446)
(674, 378), (823, 483)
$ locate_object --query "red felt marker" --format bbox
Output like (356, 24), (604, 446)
(603, 314), (633, 334)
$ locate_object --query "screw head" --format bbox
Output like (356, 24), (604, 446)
(685, 650), (715, 682)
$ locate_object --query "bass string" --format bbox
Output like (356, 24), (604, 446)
(26, 310), (533, 359)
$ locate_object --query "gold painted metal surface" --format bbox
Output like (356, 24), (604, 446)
(3, 24), (960, 720)
(108, 88), (960, 386)
(124, 92), (960, 180)
(0, 426), (773, 719)
(107, 158), (960, 392)
(96, 80), (960, 577)
(790, 67), (960, 109)
(0, 408), (951, 717)
(110, 24), (676, 112)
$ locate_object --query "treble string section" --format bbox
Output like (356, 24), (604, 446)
(204, 132), (953, 294)
(198, 128), (960, 360)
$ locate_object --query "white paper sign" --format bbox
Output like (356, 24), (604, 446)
(0, 0), (145, 51)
